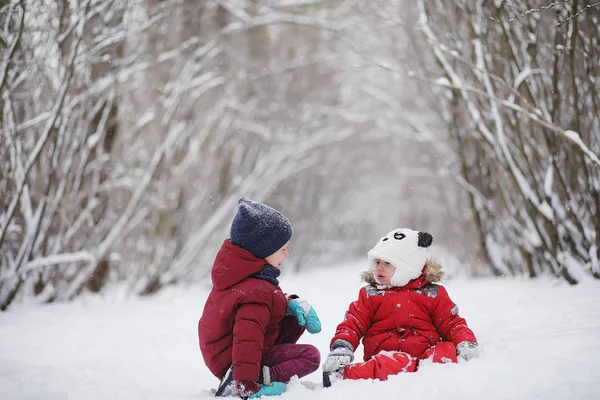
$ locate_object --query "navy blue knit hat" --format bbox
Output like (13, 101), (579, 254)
(230, 197), (293, 259)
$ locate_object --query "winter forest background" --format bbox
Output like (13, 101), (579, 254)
(1, 0), (599, 310)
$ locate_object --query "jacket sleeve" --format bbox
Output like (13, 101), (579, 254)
(232, 289), (271, 383)
(330, 287), (373, 351)
(429, 285), (477, 346)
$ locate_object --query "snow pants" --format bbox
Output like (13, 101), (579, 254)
(262, 315), (321, 382)
(343, 342), (457, 381)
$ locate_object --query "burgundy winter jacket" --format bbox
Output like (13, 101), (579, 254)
(331, 259), (477, 361)
(198, 240), (301, 384)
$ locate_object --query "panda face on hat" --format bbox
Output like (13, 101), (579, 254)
(367, 228), (433, 287)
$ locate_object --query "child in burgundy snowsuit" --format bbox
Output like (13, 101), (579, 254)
(198, 198), (321, 398)
(323, 228), (478, 382)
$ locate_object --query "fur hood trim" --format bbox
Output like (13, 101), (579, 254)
(361, 257), (444, 286)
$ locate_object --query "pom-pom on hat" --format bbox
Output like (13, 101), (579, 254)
(230, 197), (293, 259)
(367, 228), (433, 287)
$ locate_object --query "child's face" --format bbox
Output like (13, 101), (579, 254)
(374, 258), (396, 285)
(265, 242), (290, 269)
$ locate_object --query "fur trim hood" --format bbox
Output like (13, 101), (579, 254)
(361, 257), (444, 286)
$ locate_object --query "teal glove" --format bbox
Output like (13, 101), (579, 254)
(287, 298), (321, 334)
(248, 382), (287, 398)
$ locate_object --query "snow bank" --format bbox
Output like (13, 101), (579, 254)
(1, 262), (599, 400)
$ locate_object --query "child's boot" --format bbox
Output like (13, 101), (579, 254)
(215, 366), (235, 397)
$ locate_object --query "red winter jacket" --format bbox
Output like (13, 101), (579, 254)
(331, 259), (477, 361)
(198, 240), (300, 384)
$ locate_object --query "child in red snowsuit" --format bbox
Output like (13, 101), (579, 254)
(323, 228), (478, 382)
(198, 198), (321, 398)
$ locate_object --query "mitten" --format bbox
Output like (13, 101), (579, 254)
(247, 382), (287, 399)
(322, 339), (354, 373)
(287, 298), (321, 334)
(456, 341), (479, 361)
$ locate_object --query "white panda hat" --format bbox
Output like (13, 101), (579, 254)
(367, 228), (433, 287)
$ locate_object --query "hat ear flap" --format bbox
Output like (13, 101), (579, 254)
(417, 232), (433, 248)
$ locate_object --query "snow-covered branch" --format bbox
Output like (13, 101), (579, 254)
(417, 0), (600, 282)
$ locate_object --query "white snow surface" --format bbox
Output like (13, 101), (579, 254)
(1, 262), (600, 400)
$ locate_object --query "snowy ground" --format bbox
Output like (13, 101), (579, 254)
(1, 261), (600, 400)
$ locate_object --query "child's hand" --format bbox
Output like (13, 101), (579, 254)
(248, 382), (287, 398)
(322, 339), (354, 372)
(287, 298), (322, 334)
(456, 341), (479, 361)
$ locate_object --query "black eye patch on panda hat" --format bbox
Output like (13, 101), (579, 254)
(393, 232), (406, 240)
(418, 232), (433, 248)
